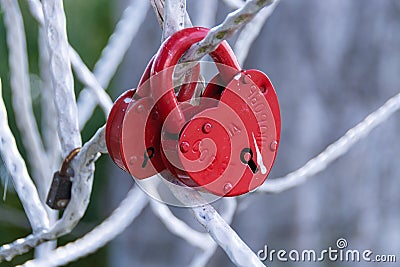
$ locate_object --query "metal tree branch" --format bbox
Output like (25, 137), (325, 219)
(150, 199), (213, 250)
(19, 186), (148, 267)
(148, 181), (214, 250)
(150, 0), (192, 29)
(189, 198), (237, 267)
(0, 0), (49, 197)
(0, 126), (107, 262)
(234, 0), (281, 65)
(69, 48), (113, 115)
(41, 0), (81, 156)
(0, 80), (49, 234)
(24, 0), (119, 128)
(164, 176), (265, 267)
(48, 126), (107, 236)
(181, 0), (274, 63)
(162, 0), (186, 41)
(39, 28), (61, 166)
(258, 91), (400, 194)
(77, 0), (150, 129)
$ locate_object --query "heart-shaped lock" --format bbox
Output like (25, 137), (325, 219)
(106, 27), (281, 197)
(149, 27), (281, 196)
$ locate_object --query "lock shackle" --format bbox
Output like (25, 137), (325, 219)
(151, 27), (241, 133)
(135, 56), (201, 102)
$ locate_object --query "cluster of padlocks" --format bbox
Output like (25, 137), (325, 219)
(105, 27), (281, 197)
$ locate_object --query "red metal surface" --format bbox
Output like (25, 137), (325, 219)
(178, 72), (280, 196)
(105, 89), (135, 171)
(150, 27), (241, 133)
(242, 69), (281, 137)
(106, 38), (201, 178)
(121, 97), (166, 179)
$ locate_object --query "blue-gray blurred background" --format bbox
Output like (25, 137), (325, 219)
(1, 0), (399, 266)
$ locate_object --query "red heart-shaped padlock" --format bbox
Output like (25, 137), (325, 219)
(149, 27), (280, 196)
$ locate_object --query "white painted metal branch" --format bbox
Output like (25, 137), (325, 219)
(189, 198), (237, 267)
(19, 186), (148, 267)
(0, 0), (49, 197)
(41, 0), (81, 156)
(0, 80), (49, 234)
(77, 0), (150, 129)
(150, 0), (167, 28)
(162, 0), (186, 41)
(48, 126), (107, 237)
(258, 91), (400, 194)
(69, 48), (113, 115)
(89, 0), (150, 88)
(164, 176), (265, 267)
(151, 0), (192, 29)
(148, 181), (213, 250)
(39, 27), (62, 168)
(181, 0), (274, 63)
(0, 126), (107, 262)
(24, 0), (116, 125)
(150, 200), (214, 250)
(234, 0), (281, 65)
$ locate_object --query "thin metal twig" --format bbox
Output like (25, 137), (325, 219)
(19, 187), (148, 267)
(258, 92), (400, 194)
(0, 80), (49, 235)
(181, 0), (274, 63)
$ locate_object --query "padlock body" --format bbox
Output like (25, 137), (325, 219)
(170, 72), (280, 196)
(106, 89), (136, 171)
(46, 171), (72, 210)
(121, 96), (166, 179)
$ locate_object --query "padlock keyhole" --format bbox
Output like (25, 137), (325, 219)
(142, 147), (155, 168)
(240, 148), (258, 174)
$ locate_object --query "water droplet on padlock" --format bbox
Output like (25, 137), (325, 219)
(152, 111), (160, 120)
(221, 160), (228, 169)
(223, 183), (233, 193)
(242, 74), (252, 84)
(136, 104), (144, 113)
(270, 141), (278, 151)
(129, 156), (138, 165)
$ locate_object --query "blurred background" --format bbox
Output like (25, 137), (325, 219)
(1, 0), (399, 266)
